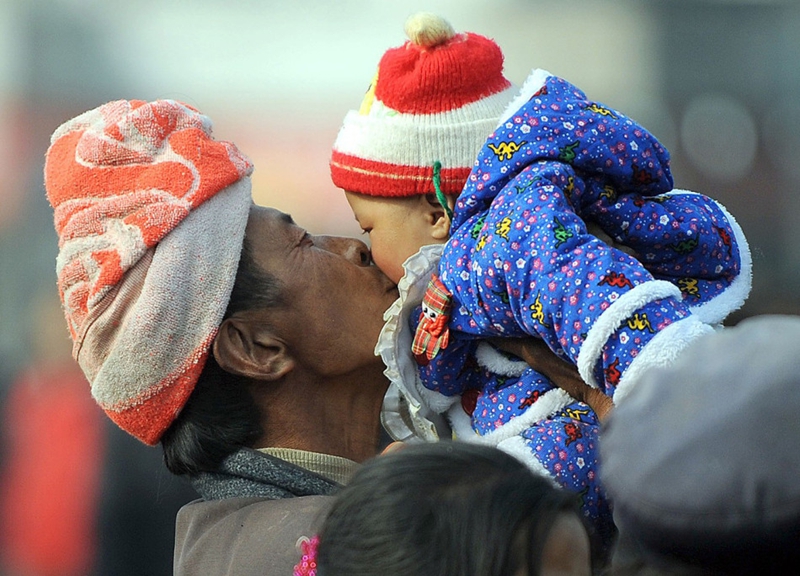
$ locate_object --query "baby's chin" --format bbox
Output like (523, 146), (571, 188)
(383, 262), (406, 285)
(388, 272), (404, 285)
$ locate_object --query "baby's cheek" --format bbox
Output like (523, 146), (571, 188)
(372, 246), (405, 285)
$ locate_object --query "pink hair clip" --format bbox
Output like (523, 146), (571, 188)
(293, 535), (319, 576)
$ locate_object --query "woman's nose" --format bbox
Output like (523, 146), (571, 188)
(315, 235), (372, 266)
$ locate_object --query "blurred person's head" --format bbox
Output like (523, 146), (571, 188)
(602, 315), (800, 575)
(44, 99), (397, 474)
(315, 441), (592, 576)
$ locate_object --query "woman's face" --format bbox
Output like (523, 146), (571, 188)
(536, 513), (592, 576)
(243, 205), (399, 376)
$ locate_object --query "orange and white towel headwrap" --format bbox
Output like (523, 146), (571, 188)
(44, 99), (254, 445)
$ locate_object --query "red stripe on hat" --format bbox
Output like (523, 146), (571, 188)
(330, 151), (470, 197)
(376, 32), (511, 114)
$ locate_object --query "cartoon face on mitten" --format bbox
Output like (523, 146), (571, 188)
(412, 276), (453, 364)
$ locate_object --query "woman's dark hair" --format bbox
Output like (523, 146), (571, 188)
(161, 240), (282, 476)
(316, 441), (583, 576)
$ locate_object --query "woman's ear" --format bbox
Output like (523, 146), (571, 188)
(213, 317), (295, 381)
(424, 193), (455, 241)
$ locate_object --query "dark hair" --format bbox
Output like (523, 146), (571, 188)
(161, 240), (282, 476)
(316, 442), (583, 576)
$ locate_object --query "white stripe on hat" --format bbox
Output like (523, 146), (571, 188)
(333, 85), (519, 169)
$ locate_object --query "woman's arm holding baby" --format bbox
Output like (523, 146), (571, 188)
(491, 337), (613, 422)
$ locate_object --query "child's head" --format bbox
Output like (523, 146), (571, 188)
(331, 13), (517, 283)
(315, 441), (592, 576)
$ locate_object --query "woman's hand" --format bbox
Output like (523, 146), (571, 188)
(489, 337), (613, 422)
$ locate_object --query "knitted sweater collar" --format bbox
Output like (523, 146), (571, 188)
(258, 447), (359, 486)
(190, 447), (340, 501)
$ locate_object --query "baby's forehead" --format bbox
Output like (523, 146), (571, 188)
(345, 190), (426, 216)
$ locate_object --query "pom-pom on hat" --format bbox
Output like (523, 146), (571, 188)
(44, 99), (254, 445)
(330, 12), (517, 198)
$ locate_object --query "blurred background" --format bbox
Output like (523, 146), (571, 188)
(0, 0), (798, 574)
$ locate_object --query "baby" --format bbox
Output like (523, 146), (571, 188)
(330, 13), (751, 559)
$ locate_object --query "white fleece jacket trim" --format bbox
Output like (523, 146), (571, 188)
(447, 401), (477, 440)
(578, 280), (683, 388)
(417, 383), (461, 414)
(496, 68), (551, 127)
(453, 388), (574, 446)
(479, 389), (573, 445)
(496, 436), (560, 487)
(376, 244), (454, 440)
(613, 316), (714, 405)
(669, 190), (753, 326)
(474, 342), (528, 376)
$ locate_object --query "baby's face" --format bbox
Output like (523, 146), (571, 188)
(345, 191), (447, 284)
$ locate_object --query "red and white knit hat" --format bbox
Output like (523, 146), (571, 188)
(330, 13), (517, 198)
(44, 99), (254, 445)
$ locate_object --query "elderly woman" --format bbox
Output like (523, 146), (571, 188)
(43, 99), (399, 575)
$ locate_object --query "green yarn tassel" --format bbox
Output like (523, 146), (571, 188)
(432, 161), (454, 222)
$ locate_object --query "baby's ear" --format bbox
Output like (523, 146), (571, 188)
(424, 193), (455, 241)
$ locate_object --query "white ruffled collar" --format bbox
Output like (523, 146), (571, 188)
(377, 244), (453, 442)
